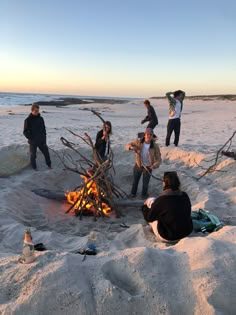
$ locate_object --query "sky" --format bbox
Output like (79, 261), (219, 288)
(0, 0), (236, 98)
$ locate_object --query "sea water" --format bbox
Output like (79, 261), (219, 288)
(0, 92), (73, 107)
(0, 92), (135, 107)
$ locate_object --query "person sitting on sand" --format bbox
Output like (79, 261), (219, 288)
(165, 90), (185, 147)
(23, 103), (51, 171)
(142, 171), (193, 242)
(141, 100), (158, 130)
(126, 128), (161, 198)
(95, 121), (112, 161)
(221, 150), (236, 160)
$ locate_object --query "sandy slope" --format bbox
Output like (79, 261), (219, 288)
(0, 99), (236, 315)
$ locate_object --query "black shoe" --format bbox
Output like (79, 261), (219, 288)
(34, 243), (47, 251)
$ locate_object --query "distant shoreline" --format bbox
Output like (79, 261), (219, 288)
(150, 94), (236, 101)
(24, 97), (131, 107)
(25, 94), (236, 107)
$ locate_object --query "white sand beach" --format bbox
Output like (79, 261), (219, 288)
(0, 98), (236, 315)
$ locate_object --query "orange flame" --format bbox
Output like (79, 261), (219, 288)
(65, 176), (111, 216)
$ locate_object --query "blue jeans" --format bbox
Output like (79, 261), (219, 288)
(131, 164), (152, 197)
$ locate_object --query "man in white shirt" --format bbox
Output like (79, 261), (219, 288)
(165, 90), (185, 147)
(126, 128), (162, 198)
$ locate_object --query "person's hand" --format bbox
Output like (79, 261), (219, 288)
(129, 146), (138, 153)
(144, 197), (155, 208)
(102, 128), (108, 140)
(150, 163), (158, 170)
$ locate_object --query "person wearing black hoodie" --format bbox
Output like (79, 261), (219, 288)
(142, 171), (193, 242)
(23, 103), (51, 170)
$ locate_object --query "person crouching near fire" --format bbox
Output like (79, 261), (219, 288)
(142, 171), (193, 242)
(125, 128), (162, 198)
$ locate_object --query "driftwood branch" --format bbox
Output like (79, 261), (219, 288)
(195, 131), (236, 180)
(60, 112), (125, 218)
(91, 110), (106, 124)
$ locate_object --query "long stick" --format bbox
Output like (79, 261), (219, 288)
(91, 110), (106, 124)
(196, 130), (236, 180)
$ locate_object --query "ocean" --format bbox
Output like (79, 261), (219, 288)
(0, 92), (136, 107)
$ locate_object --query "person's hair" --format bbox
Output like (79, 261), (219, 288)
(163, 171), (180, 191)
(144, 99), (150, 106)
(173, 90), (183, 98)
(31, 103), (40, 111)
(104, 121), (112, 134)
(145, 128), (153, 135)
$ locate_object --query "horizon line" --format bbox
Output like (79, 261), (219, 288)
(1, 90), (236, 100)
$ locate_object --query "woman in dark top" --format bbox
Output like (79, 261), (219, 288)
(142, 171), (193, 241)
(95, 121), (112, 160)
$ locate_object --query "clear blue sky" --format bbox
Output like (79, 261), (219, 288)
(0, 0), (236, 97)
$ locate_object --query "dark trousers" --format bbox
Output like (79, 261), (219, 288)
(30, 142), (51, 169)
(147, 122), (157, 130)
(166, 118), (181, 146)
(131, 164), (152, 197)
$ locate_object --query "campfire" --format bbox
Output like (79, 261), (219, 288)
(60, 110), (127, 219)
(65, 175), (112, 217)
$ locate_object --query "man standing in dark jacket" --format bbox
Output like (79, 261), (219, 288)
(23, 103), (51, 170)
(141, 100), (158, 130)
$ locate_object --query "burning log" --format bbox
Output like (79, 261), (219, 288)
(32, 188), (144, 208)
(60, 111), (127, 218)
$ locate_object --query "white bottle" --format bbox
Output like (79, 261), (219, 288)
(19, 229), (35, 264)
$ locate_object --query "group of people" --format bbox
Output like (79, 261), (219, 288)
(124, 92), (192, 243)
(23, 90), (193, 243)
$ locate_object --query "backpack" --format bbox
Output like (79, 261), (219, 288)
(191, 209), (223, 233)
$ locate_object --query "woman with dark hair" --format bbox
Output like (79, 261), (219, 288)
(142, 171), (193, 242)
(95, 121), (112, 161)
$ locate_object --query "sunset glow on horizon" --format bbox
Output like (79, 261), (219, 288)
(1, 0), (236, 98)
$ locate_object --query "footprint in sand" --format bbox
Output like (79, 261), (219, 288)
(102, 259), (144, 296)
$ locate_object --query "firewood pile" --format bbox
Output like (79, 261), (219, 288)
(60, 111), (127, 219)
